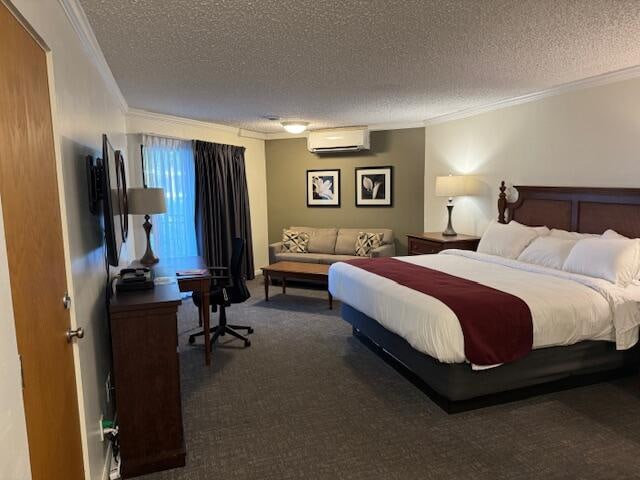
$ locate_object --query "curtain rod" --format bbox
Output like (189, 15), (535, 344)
(139, 132), (246, 150)
(140, 132), (193, 142)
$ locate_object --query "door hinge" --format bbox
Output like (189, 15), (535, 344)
(19, 354), (24, 389)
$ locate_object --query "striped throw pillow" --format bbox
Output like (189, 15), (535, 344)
(355, 232), (383, 257)
(282, 229), (310, 253)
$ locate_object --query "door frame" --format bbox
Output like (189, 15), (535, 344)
(2, 1), (91, 478)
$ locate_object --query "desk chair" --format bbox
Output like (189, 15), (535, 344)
(189, 237), (253, 348)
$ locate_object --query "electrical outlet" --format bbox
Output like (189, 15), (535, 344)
(99, 414), (105, 442)
(105, 372), (112, 404)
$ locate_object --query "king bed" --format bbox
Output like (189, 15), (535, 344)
(329, 183), (640, 411)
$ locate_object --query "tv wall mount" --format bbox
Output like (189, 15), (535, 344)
(86, 155), (104, 215)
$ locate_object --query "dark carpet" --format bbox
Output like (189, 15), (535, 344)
(140, 278), (640, 480)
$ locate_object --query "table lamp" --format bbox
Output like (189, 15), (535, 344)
(127, 187), (167, 265)
(435, 174), (479, 236)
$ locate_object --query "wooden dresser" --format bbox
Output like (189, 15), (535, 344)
(109, 283), (184, 478)
(407, 232), (480, 255)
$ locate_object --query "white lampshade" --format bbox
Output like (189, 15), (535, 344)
(435, 175), (481, 198)
(127, 187), (167, 215)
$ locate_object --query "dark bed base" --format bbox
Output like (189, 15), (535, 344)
(342, 304), (639, 413)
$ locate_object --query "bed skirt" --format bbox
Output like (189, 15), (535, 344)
(342, 303), (639, 411)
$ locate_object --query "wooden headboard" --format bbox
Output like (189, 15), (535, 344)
(497, 181), (640, 238)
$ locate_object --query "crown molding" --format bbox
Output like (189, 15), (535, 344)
(424, 64), (640, 126)
(127, 108), (238, 133)
(263, 131), (309, 140)
(126, 108), (267, 140)
(58, 0), (128, 113)
(367, 121), (425, 132)
(239, 129), (268, 140)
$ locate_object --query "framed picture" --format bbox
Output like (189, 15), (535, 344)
(307, 169), (340, 207)
(355, 166), (393, 207)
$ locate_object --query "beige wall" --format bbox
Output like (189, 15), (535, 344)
(8, 1), (132, 479)
(424, 77), (640, 236)
(125, 111), (269, 272)
(266, 128), (425, 255)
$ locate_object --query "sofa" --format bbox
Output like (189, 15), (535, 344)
(269, 226), (396, 265)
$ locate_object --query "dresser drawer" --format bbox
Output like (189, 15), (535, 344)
(408, 238), (442, 255)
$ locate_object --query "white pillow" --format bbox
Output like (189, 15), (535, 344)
(517, 236), (576, 270)
(550, 228), (599, 240)
(602, 229), (628, 240)
(477, 220), (539, 259)
(562, 238), (640, 286)
(601, 231), (640, 283)
(511, 221), (550, 237)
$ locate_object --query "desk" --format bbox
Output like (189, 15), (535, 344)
(110, 284), (185, 477)
(134, 256), (214, 366)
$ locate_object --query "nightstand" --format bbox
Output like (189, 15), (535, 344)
(407, 232), (480, 255)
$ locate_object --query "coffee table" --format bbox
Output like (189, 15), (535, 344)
(261, 261), (333, 309)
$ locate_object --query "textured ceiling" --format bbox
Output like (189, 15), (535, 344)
(79, 0), (640, 133)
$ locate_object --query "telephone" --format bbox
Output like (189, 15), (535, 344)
(116, 267), (155, 292)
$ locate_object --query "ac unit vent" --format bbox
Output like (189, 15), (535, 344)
(307, 128), (370, 153)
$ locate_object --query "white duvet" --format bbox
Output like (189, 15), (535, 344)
(328, 250), (640, 367)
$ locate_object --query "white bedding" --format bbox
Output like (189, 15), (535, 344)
(328, 250), (640, 368)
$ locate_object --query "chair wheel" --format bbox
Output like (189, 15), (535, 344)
(248, 328), (254, 334)
(245, 340), (251, 347)
(188, 336), (195, 345)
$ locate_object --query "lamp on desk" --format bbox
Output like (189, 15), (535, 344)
(127, 187), (167, 265)
(435, 174), (480, 236)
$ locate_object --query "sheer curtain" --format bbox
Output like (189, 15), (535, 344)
(142, 135), (197, 259)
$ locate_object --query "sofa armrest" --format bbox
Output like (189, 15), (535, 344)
(269, 242), (284, 264)
(370, 243), (396, 258)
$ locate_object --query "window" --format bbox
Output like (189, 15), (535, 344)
(142, 135), (197, 258)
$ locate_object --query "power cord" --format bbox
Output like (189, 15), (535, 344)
(103, 420), (121, 479)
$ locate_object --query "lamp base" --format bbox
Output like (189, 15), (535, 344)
(139, 252), (159, 266)
(442, 202), (457, 237)
(140, 215), (160, 266)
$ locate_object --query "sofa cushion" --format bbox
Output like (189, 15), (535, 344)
(335, 228), (394, 255)
(274, 252), (332, 264)
(290, 226), (337, 254)
(289, 226), (317, 236)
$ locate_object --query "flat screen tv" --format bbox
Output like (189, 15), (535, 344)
(93, 134), (128, 266)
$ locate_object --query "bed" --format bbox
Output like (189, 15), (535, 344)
(329, 183), (640, 412)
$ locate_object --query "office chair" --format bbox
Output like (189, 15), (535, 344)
(189, 237), (254, 348)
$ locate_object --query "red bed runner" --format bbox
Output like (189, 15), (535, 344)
(346, 257), (533, 365)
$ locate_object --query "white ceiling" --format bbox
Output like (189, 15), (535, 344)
(79, 0), (640, 133)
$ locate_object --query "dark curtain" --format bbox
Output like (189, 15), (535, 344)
(194, 141), (255, 279)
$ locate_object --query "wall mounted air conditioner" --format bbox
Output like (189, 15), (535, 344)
(307, 128), (370, 153)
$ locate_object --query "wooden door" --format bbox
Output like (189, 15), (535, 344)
(0, 4), (85, 479)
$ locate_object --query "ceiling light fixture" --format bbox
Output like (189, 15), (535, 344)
(281, 121), (309, 134)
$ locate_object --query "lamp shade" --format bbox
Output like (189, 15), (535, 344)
(435, 175), (481, 197)
(127, 187), (167, 215)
